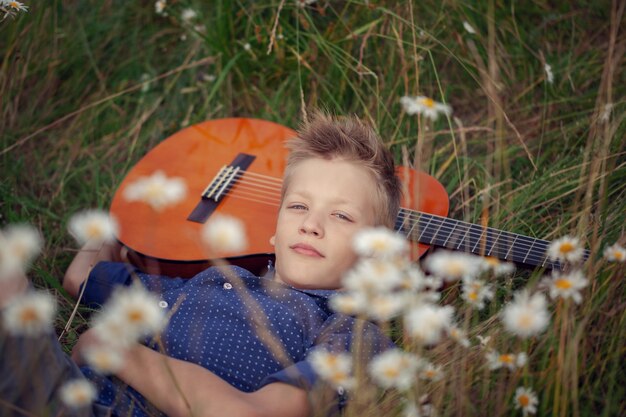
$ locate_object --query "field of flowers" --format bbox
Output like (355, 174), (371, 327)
(1, 1), (624, 416)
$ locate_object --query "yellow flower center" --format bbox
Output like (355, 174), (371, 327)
(94, 353), (111, 366)
(127, 310), (145, 323)
(421, 98), (435, 108)
(554, 278), (572, 290)
(9, 2), (19, 8)
(499, 354), (514, 364)
(383, 367), (400, 379)
(86, 223), (104, 239)
(330, 370), (348, 383)
(468, 291), (478, 301)
(484, 257), (499, 266)
(11, 244), (28, 262)
(447, 262), (464, 277)
(559, 242), (575, 253)
(613, 250), (624, 260)
(372, 240), (388, 251)
(145, 183), (164, 199)
(19, 308), (38, 323)
(72, 389), (90, 404)
(518, 313), (533, 329)
(324, 356), (339, 367)
(424, 369), (437, 378)
(518, 394), (530, 407)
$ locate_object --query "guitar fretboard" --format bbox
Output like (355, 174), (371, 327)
(394, 208), (588, 270)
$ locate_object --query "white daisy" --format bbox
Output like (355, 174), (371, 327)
(5, 1), (28, 12)
(342, 258), (404, 294)
(243, 42), (251, 51)
(368, 349), (419, 390)
(400, 95), (452, 121)
(309, 349), (354, 389)
(59, 379), (97, 408)
(546, 235), (584, 264)
(0, 224), (43, 277)
(3, 290), (57, 336)
(94, 283), (167, 345)
(181, 8), (196, 22)
(476, 335), (491, 348)
(367, 292), (409, 322)
(514, 386), (539, 416)
(123, 170), (187, 211)
(423, 250), (484, 282)
(329, 292), (367, 315)
(461, 277), (494, 310)
(82, 344), (125, 374)
(404, 304), (454, 345)
(419, 362), (444, 382)
(482, 256), (516, 277)
(485, 350), (527, 371)
(398, 265), (428, 292)
(154, 0), (166, 15)
(603, 242), (625, 262)
(296, 0), (317, 7)
(600, 103), (613, 122)
(541, 270), (588, 304)
(353, 227), (409, 259)
(544, 63), (554, 84)
(201, 214), (248, 254)
(68, 210), (119, 246)
(463, 21), (476, 34)
(501, 290), (550, 339)
(448, 326), (471, 347)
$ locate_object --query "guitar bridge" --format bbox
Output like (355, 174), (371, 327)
(187, 153), (256, 223)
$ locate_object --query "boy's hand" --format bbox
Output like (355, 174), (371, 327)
(70, 327), (103, 365)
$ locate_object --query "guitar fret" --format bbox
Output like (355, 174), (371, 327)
(505, 234), (518, 260)
(442, 221), (457, 247)
(456, 224), (471, 251)
(471, 227), (485, 253)
(487, 229), (503, 257)
(522, 238), (536, 265)
(429, 218), (446, 245)
(416, 215), (433, 242)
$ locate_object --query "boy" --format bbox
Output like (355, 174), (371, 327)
(1, 112), (401, 417)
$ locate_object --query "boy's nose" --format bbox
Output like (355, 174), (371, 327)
(299, 214), (324, 237)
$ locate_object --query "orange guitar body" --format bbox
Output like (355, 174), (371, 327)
(110, 118), (449, 277)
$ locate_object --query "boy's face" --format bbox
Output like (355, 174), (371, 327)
(271, 157), (378, 289)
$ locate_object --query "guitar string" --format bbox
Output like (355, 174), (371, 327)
(222, 188), (559, 267)
(221, 191), (562, 266)
(220, 184), (561, 265)
(225, 175), (555, 255)
(231, 173), (587, 265)
(218, 172), (589, 264)
(221, 174), (558, 257)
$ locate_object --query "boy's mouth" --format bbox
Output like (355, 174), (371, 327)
(290, 243), (324, 258)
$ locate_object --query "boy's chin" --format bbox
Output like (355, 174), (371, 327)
(273, 270), (340, 290)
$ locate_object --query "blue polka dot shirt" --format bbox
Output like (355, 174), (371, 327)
(79, 262), (391, 416)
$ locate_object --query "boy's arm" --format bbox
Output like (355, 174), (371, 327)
(63, 240), (123, 298)
(73, 330), (310, 417)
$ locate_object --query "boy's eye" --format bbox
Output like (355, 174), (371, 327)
(288, 204), (307, 210)
(333, 212), (353, 222)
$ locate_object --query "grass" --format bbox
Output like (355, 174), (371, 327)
(1, 0), (625, 416)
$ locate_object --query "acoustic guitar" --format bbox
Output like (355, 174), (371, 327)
(110, 118), (576, 277)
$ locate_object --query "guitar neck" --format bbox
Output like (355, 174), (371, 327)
(395, 208), (582, 270)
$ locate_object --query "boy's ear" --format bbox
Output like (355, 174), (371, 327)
(269, 235), (275, 246)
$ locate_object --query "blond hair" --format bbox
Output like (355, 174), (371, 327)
(282, 112), (401, 228)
